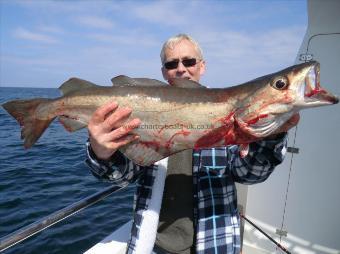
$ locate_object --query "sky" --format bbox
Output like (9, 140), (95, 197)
(0, 0), (308, 88)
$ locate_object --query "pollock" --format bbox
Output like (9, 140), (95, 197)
(2, 61), (338, 165)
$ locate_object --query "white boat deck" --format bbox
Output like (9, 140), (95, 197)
(84, 221), (131, 254)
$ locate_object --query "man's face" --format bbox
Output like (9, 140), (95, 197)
(162, 39), (206, 84)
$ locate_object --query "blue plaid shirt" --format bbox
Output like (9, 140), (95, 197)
(85, 133), (287, 254)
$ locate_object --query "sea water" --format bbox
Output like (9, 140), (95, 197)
(0, 87), (135, 254)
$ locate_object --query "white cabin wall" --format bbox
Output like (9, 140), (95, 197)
(242, 0), (340, 253)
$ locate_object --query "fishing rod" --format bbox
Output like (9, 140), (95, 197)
(240, 213), (291, 254)
(0, 182), (128, 252)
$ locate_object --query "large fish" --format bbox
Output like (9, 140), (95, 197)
(2, 61), (338, 165)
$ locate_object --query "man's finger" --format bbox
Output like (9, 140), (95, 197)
(123, 118), (141, 130)
(103, 107), (133, 131)
(288, 113), (300, 126)
(91, 101), (118, 124)
(108, 134), (140, 149)
(277, 113), (300, 133)
(107, 118), (141, 140)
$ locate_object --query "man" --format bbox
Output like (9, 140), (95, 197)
(86, 34), (298, 254)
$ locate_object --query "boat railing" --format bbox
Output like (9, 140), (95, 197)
(0, 183), (128, 252)
(0, 181), (292, 254)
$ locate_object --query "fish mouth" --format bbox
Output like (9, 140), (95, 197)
(301, 62), (339, 106)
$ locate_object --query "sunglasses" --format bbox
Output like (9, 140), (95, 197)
(163, 58), (199, 70)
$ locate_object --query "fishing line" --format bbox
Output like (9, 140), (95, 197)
(275, 33), (340, 250)
(241, 32), (340, 254)
(276, 124), (298, 252)
(239, 126), (298, 254)
(273, 32), (338, 250)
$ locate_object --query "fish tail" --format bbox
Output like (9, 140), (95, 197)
(2, 98), (55, 148)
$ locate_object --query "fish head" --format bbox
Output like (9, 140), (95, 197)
(235, 61), (338, 138)
(287, 61), (339, 107)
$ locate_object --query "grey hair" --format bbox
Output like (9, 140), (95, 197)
(160, 34), (204, 64)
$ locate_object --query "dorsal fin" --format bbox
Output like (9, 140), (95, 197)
(111, 75), (167, 87)
(135, 78), (168, 86)
(111, 75), (136, 86)
(168, 78), (206, 88)
(59, 78), (98, 95)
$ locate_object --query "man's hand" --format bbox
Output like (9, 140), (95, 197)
(267, 113), (300, 139)
(88, 101), (141, 160)
(279, 113), (300, 133)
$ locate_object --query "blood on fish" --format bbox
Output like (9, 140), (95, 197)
(305, 88), (327, 97)
(157, 125), (168, 134)
(195, 112), (236, 148)
(194, 125), (231, 148)
(247, 114), (269, 125)
(217, 111), (235, 125)
(165, 129), (191, 149)
(157, 123), (187, 134)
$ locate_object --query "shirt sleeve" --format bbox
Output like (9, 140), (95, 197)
(229, 133), (288, 184)
(84, 141), (145, 184)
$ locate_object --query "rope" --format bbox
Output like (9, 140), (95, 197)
(306, 33), (340, 53)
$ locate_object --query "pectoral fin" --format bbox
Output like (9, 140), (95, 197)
(59, 116), (87, 132)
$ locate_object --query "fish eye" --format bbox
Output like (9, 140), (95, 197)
(271, 77), (289, 90)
